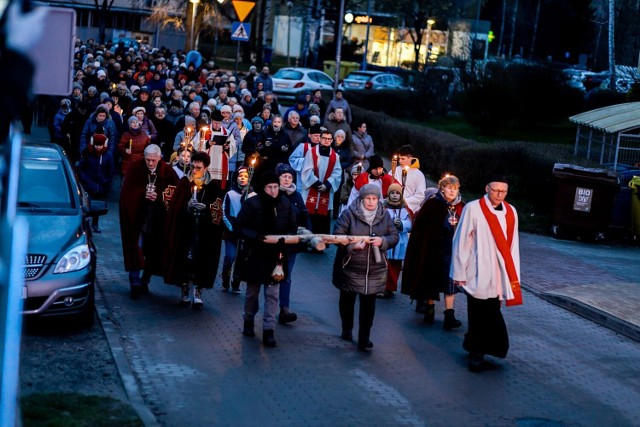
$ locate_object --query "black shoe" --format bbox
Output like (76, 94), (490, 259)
(468, 353), (485, 372)
(263, 329), (277, 347)
(242, 320), (255, 337)
(357, 340), (374, 351)
(415, 301), (427, 314)
(221, 272), (230, 290)
(140, 281), (150, 295)
(384, 290), (395, 299)
(340, 330), (353, 341)
(375, 292), (386, 299)
(130, 283), (141, 299)
(231, 278), (242, 294)
(278, 309), (298, 324)
(423, 304), (435, 324)
(92, 225), (101, 233)
(443, 309), (462, 330)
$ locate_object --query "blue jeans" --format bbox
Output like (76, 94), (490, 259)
(279, 252), (297, 308)
(223, 239), (237, 276)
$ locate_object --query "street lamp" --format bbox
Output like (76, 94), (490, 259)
(287, 1), (294, 66)
(189, 0), (200, 51)
(425, 19), (435, 64)
(361, 0), (372, 70)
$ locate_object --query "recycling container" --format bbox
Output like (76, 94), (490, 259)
(630, 175), (640, 237)
(551, 163), (619, 238)
(610, 169), (640, 230)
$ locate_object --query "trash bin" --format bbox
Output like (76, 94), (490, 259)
(610, 169), (640, 231)
(263, 45), (273, 64)
(341, 61), (359, 79)
(551, 163), (620, 239)
(323, 60), (336, 81)
(630, 175), (640, 237)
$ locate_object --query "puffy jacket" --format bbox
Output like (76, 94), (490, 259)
(332, 197), (399, 294)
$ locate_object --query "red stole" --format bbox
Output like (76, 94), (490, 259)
(305, 146), (337, 215)
(353, 173), (397, 197)
(479, 197), (522, 306)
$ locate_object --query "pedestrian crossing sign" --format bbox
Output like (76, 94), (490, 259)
(231, 22), (251, 42)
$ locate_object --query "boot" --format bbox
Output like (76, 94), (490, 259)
(443, 309), (462, 330)
(415, 301), (427, 314)
(221, 270), (231, 290)
(340, 329), (353, 341)
(423, 304), (435, 324)
(180, 283), (190, 304)
(263, 329), (277, 347)
(242, 320), (255, 337)
(193, 287), (203, 308)
(230, 278), (242, 294)
(278, 307), (298, 324)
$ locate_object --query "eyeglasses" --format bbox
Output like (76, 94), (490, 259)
(321, 137), (333, 141)
(488, 186), (508, 195)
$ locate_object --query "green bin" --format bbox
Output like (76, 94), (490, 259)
(323, 60), (336, 81)
(630, 176), (640, 237)
(323, 60), (360, 81)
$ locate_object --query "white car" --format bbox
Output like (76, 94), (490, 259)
(272, 67), (335, 102)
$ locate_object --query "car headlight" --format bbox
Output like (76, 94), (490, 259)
(54, 244), (91, 273)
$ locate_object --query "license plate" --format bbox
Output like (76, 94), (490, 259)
(276, 83), (288, 88)
(21, 286), (27, 299)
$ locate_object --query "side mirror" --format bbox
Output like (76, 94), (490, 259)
(83, 200), (108, 217)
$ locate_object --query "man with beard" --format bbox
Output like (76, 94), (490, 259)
(164, 151), (226, 307)
(119, 144), (178, 298)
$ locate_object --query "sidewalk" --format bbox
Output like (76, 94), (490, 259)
(22, 124), (640, 343)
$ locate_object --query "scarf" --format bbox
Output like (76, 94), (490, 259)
(360, 201), (377, 225)
(479, 197), (522, 306)
(280, 183), (297, 195)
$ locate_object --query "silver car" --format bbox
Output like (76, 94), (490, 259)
(19, 142), (106, 326)
(340, 71), (408, 90)
(272, 67), (335, 102)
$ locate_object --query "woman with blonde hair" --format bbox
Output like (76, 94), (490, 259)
(402, 174), (465, 330)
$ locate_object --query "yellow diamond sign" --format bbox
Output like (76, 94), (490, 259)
(232, 1), (255, 22)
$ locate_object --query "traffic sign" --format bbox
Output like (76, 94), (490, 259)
(232, 1), (255, 22)
(231, 22), (251, 42)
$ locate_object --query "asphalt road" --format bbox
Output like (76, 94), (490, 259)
(91, 197), (640, 427)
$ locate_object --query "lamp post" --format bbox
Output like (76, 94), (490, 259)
(287, 1), (293, 66)
(425, 19), (435, 64)
(189, 0), (200, 51)
(361, 0), (372, 70)
(334, 0), (346, 90)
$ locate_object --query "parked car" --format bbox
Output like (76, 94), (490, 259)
(339, 71), (409, 91)
(272, 67), (335, 102)
(19, 142), (106, 326)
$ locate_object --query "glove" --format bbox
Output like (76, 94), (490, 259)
(394, 218), (403, 231)
(281, 144), (289, 152)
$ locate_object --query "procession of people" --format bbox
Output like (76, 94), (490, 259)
(56, 39), (522, 371)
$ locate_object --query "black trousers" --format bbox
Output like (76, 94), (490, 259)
(310, 213), (331, 234)
(339, 290), (376, 343)
(463, 294), (509, 358)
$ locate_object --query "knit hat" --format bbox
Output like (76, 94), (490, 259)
(367, 154), (384, 172)
(233, 112), (243, 119)
(97, 69), (106, 78)
(73, 83), (83, 91)
(276, 163), (295, 177)
(220, 105), (232, 113)
(184, 115), (196, 126)
(250, 116), (264, 126)
(359, 183), (382, 199)
(388, 183), (402, 194)
(260, 171), (279, 188)
(132, 106), (146, 115)
(334, 129), (346, 138)
(60, 98), (71, 109)
(233, 104), (244, 113)
(127, 116), (139, 126)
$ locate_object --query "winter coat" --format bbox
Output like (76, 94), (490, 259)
(323, 119), (353, 147)
(262, 125), (293, 173)
(118, 130), (151, 175)
(325, 98), (352, 124)
(283, 122), (307, 150)
(351, 130), (375, 170)
(77, 149), (115, 198)
(332, 198), (399, 294)
(236, 191), (298, 284)
(401, 191), (465, 301)
(79, 114), (117, 156)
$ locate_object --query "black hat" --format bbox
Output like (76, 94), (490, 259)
(309, 124), (322, 135)
(276, 162), (295, 177)
(260, 170), (279, 188)
(487, 174), (509, 185)
(139, 86), (150, 94)
(211, 109), (223, 122)
(367, 154), (384, 172)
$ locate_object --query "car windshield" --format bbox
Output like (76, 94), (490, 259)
(18, 160), (73, 208)
(346, 73), (371, 82)
(273, 69), (304, 80)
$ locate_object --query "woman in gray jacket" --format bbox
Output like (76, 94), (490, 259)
(332, 184), (399, 351)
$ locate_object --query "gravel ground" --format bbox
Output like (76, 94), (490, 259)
(19, 313), (128, 402)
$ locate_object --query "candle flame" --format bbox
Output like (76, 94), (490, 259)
(403, 166), (409, 171)
(251, 158), (256, 165)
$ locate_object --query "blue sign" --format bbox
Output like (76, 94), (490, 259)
(231, 22), (251, 42)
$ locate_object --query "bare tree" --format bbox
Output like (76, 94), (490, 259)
(94, 0), (116, 44)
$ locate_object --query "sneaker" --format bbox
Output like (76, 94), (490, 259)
(181, 284), (190, 304)
(193, 287), (203, 308)
(231, 278), (242, 294)
(375, 292), (386, 299)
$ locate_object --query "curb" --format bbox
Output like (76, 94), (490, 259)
(94, 283), (160, 427)
(522, 283), (640, 343)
